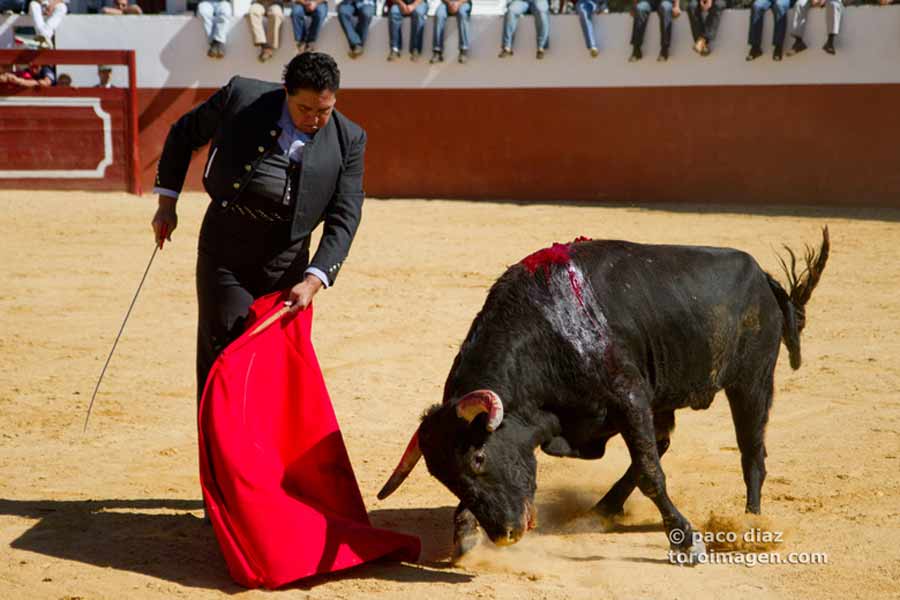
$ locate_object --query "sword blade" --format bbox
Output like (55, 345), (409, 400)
(83, 240), (162, 433)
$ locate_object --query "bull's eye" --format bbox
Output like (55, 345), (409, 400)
(471, 449), (487, 474)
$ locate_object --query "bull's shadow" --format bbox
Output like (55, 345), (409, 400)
(1, 499), (470, 590)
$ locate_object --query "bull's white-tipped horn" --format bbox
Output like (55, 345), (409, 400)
(377, 430), (422, 500)
(456, 390), (504, 431)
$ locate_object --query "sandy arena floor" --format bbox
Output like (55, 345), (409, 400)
(1, 191), (898, 599)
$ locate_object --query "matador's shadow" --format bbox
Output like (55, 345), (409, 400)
(1, 498), (470, 591)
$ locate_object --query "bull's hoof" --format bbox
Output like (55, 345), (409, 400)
(452, 510), (483, 563)
(592, 499), (625, 520)
(669, 537), (707, 567)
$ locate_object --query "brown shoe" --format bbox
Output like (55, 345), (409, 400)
(258, 45), (274, 63)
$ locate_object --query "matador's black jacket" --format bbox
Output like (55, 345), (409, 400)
(155, 75), (366, 285)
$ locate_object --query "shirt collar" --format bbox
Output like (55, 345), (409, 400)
(279, 100), (313, 144)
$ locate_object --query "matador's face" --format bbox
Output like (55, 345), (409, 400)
(285, 88), (336, 136)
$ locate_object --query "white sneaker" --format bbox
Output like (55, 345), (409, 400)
(34, 34), (53, 49)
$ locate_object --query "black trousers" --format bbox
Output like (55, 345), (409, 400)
(195, 206), (310, 407)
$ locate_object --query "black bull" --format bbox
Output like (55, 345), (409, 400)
(378, 231), (829, 561)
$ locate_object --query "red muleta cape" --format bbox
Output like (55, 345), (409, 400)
(198, 292), (421, 589)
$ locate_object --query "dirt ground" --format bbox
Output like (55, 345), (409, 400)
(1, 191), (899, 600)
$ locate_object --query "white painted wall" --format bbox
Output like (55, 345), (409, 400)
(1, 8), (898, 89)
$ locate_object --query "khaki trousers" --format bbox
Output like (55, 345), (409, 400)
(247, 2), (284, 48)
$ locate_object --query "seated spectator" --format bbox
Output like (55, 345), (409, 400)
(0, 0), (26, 14)
(746, 0), (790, 61)
(28, 0), (68, 49)
(0, 63), (55, 87)
(291, 0), (328, 53)
(57, 72), (72, 86)
(337, 0), (376, 58)
(575, 0), (609, 57)
(630, 0), (680, 62)
(687, 0), (725, 56)
(387, 0), (429, 62)
(499, 0), (551, 60)
(430, 0), (471, 64)
(96, 64), (114, 87)
(197, 0), (232, 59)
(788, 0), (842, 56)
(247, 0), (285, 63)
(101, 0), (142, 13)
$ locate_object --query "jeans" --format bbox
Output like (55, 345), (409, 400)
(575, 0), (608, 49)
(687, 0), (725, 43)
(631, 0), (673, 49)
(748, 0), (790, 49)
(502, 0), (550, 50)
(197, 0), (232, 44)
(388, 1), (429, 53)
(433, 1), (471, 52)
(0, 0), (26, 13)
(337, 0), (376, 47)
(291, 1), (328, 43)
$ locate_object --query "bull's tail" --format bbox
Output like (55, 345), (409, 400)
(767, 226), (830, 370)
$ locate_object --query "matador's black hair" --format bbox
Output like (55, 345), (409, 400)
(283, 52), (340, 95)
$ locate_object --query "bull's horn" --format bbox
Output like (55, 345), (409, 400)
(456, 390), (504, 432)
(377, 430), (422, 500)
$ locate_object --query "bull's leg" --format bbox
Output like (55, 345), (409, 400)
(725, 374), (774, 514)
(452, 503), (481, 562)
(617, 387), (704, 560)
(594, 410), (675, 518)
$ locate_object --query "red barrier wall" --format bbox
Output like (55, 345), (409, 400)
(135, 84), (900, 206)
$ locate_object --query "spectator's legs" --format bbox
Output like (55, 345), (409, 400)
(791, 0), (809, 40)
(338, 2), (362, 47)
(291, 4), (308, 44)
(411, 2), (428, 54)
(45, 0), (66, 31)
(822, 0), (841, 53)
(388, 4), (403, 52)
(533, 0), (550, 51)
(747, 0), (770, 50)
(306, 2), (327, 43)
(212, 2), (232, 44)
(630, 0), (652, 53)
(267, 3), (284, 49)
(687, 0), (702, 41)
(457, 2), (471, 51)
(826, 0), (842, 35)
(502, 0), (529, 51)
(29, 0), (67, 42)
(771, 0), (789, 51)
(433, 2), (448, 52)
(198, 1), (216, 40)
(247, 2), (268, 46)
(704, 0), (725, 43)
(357, 3), (375, 45)
(658, 0), (673, 54)
(576, 0), (598, 50)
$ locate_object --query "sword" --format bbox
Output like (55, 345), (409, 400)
(83, 226), (168, 433)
